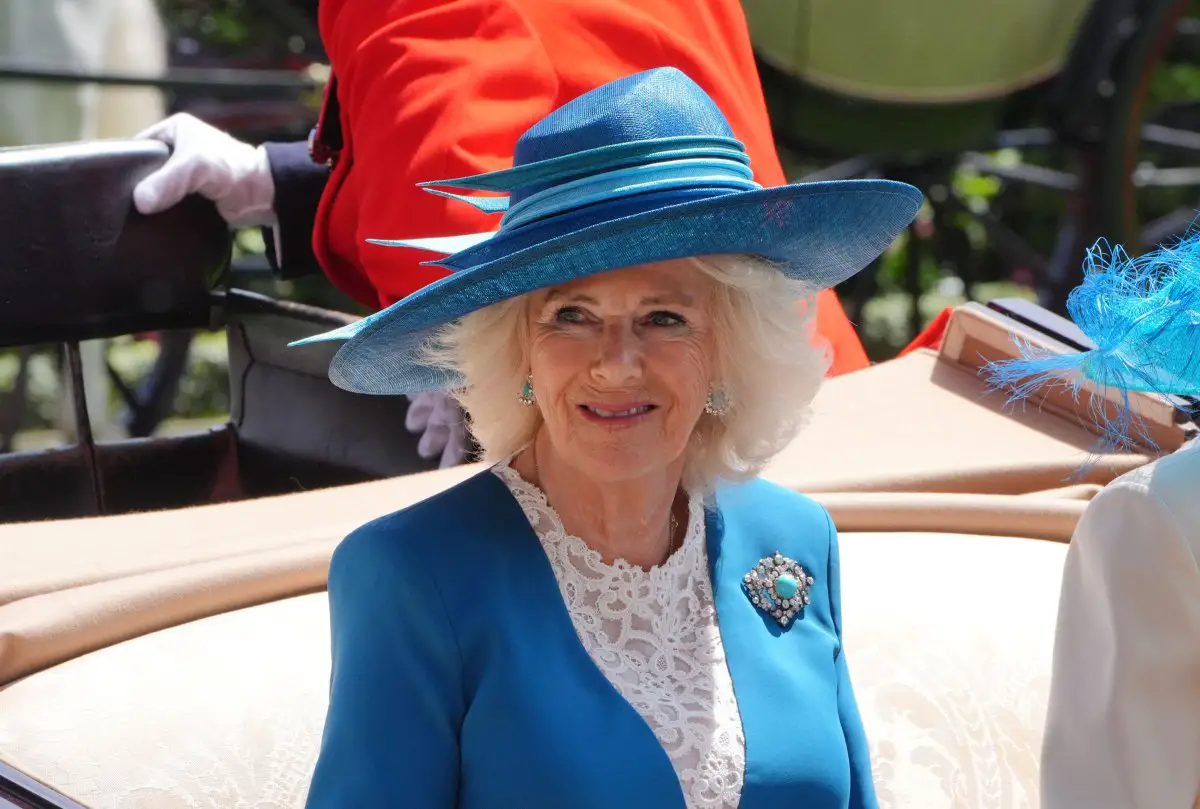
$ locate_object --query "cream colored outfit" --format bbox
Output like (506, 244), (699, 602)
(1041, 442), (1200, 809)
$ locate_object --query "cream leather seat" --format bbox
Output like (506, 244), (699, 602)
(0, 529), (1065, 809)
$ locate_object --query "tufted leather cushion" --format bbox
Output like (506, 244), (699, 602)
(0, 139), (231, 347)
(0, 530), (1065, 809)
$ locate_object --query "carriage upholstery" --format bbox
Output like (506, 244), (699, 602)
(0, 420), (1083, 809)
(0, 139), (231, 347)
(0, 464), (1120, 809)
(0, 525), (1067, 809)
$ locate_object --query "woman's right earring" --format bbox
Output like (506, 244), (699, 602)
(517, 375), (536, 407)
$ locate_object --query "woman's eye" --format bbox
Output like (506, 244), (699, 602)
(647, 311), (686, 327)
(553, 306), (586, 324)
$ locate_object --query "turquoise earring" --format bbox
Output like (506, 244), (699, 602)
(704, 385), (731, 417)
(518, 375), (536, 406)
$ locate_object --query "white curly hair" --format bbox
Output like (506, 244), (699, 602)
(420, 253), (831, 493)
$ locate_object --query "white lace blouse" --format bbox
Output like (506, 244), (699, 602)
(492, 462), (746, 809)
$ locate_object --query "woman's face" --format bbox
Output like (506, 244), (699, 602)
(526, 259), (717, 483)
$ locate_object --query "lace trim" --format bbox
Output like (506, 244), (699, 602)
(492, 462), (745, 808)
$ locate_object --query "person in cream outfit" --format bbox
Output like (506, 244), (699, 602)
(989, 236), (1200, 809)
(1045, 445), (1200, 809)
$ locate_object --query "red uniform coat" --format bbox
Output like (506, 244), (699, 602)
(314, 0), (871, 375)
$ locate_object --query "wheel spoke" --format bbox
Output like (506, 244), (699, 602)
(1131, 165), (1200, 186)
(1139, 206), (1200, 245)
(960, 153), (1078, 191)
(1140, 122), (1200, 153)
(990, 128), (1058, 150)
(104, 361), (140, 410)
(796, 155), (878, 183)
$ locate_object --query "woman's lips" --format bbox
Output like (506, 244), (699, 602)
(577, 402), (656, 423)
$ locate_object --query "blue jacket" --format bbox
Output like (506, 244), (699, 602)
(305, 469), (876, 809)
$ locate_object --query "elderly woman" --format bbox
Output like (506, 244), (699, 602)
(298, 67), (922, 809)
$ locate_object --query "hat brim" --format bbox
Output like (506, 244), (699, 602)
(295, 178), (922, 395)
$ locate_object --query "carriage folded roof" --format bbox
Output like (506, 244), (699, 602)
(743, 0), (1092, 104)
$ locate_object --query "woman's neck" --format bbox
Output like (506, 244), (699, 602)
(513, 434), (685, 569)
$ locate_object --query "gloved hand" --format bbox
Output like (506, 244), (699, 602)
(132, 113), (277, 228)
(405, 391), (469, 468)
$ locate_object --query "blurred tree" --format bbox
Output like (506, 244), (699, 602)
(156, 0), (322, 65)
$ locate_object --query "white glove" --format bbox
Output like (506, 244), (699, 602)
(132, 113), (276, 228)
(405, 391), (469, 468)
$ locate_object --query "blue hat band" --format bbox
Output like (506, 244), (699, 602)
(428, 185), (752, 272)
(417, 137), (749, 194)
(500, 157), (760, 231)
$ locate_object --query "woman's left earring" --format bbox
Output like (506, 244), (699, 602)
(518, 375), (536, 407)
(704, 385), (731, 417)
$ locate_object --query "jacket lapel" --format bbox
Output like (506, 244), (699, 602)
(480, 472), (689, 809)
(707, 481), (846, 809)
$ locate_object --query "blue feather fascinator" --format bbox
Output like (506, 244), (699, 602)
(986, 232), (1200, 451)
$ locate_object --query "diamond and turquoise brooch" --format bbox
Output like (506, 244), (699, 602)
(742, 551), (814, 628)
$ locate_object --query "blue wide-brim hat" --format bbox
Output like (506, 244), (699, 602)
(294, 67), (924, 395)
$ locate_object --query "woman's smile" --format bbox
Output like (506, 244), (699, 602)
(577, 400), (658, 425)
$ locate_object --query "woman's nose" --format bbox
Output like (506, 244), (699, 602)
(591, 323), (642, 384)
